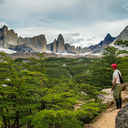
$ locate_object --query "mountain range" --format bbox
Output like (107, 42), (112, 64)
(0, 25), (128, 55)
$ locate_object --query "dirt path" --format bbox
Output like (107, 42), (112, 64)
(85, 108), (119, 128)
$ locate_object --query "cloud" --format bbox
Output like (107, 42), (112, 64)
(0, 0), (128, 47)
(122, 0), (128, 11)
(0, 0), (127, 24)
(13, 18), (128, 47)
(0, 0), (4, 4)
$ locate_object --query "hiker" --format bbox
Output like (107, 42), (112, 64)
(111, 64), (122, 109)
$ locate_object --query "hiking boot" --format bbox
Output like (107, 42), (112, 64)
(115, 99), (120, 109)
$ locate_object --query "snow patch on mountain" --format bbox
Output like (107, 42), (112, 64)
(110, 43), (128, 51)
(0, 47), (16, 54)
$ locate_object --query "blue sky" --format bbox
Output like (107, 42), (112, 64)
(0, 0), (128, 47)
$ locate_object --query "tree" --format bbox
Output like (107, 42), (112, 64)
(86, 46), (120, 88)
(0, 52), (48, 128)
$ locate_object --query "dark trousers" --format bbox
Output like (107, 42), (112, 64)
(113, 84), (122, 109)
(115, 98), (122, 109)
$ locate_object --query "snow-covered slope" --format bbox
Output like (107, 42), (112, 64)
(0, 47), (16, 54)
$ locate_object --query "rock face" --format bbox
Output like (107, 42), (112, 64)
(56, 34), (65, 53)
(65, 43), (76, 53)
(47, 39), (57, 53)
(116, 104), (128, 128)
(89, 33), (115, 50)
(48, 37), (91, 54)
(115, 26), (128, 42)
(0, 25), (18, 48)
(0, 25), (47, 52)
(99, 33), (115, 46)
(12, 45), (34, 53)
(0, 25), (96, 54)
(52, 39), (57, 53)
(18, 35), (47, 52)
(98, 88), (114, 106)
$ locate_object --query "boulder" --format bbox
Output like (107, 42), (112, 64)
(116, 104), (128, 128)
(98, 88), (114, 107)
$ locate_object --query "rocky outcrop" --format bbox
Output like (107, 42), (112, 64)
(0, 25), (18, 48)
(12, 45), (34, 53)
(53, 39), (57, 53)
(65, 43), (76, 53)
(0, 25), (47, 52)
(56, 34), (65, 53)
(76, 47), (91, 54)
(47, 43), (52, 51)
(115, 26), (128, 42)
(116, 104), (128, 128)
(20, 35), (47, 52)
(89, 33), (115, 50)
(99, 33), (115, 46)
(98, 88), (114, 107)
(47, 39), (57, 53)
(0, 25), (98, 54)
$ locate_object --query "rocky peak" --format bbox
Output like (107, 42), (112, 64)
(56, 34), (65, 53)
(0, 25), (18, 47)
(53, 39), (57, 53)
(0, 25), (8, 31)
(58, 34), (63, 40)
(0, 25), (47, 52)
(99, 33), (115, 46)
(104, 33), (113, 41)
(0, 25), (8, 39)
(115, 25), (128, 42)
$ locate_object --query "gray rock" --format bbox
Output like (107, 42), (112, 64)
(13, 45), (34, 53)
(56, 34), (65, 53)
(65, 43), (76, 54)
(116, 104), (128, 128)
(98, 88), (114, 105)
(52, 39), (57, 53)
(115, 26), (128, 42)
(0, 25), (47, 52)
(47, 39), (57, 53)
(0, 25), (18, 47)
(18, 35), (47, 52)
(47, 43), (53, 51)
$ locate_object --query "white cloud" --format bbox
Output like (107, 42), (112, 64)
(13, 18), (128, 47)
(0, 0), (79, 19)
(122, 0), (128, 11)
(0, 0), (128, 47)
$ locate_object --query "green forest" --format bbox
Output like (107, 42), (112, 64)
(0, 46), (128, 128)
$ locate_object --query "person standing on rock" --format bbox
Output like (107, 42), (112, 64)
(111, 64), (122, 109)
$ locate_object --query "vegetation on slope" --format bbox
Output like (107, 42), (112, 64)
(0, 46), (128, 128)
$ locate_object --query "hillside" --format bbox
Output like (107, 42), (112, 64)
(0, 46), (128, 128)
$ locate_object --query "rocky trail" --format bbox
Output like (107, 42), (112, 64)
(85, 107), (120, 128)
(85, 86), (128, 128)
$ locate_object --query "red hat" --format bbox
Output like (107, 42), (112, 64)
(111, 64), (117, 69)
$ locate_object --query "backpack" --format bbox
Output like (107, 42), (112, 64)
(118, 72), (123, 84)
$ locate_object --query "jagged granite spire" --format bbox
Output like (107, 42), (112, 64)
(98, 33), (115, 46)
(56, 34), (65, 53)
(52, 39), (57, 53)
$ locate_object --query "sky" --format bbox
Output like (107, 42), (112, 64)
(0, 0), (128, 47)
